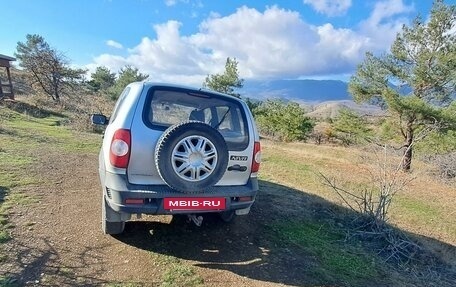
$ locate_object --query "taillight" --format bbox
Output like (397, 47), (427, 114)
(251, 141), (261, 173)
(110, 129), (131, 168)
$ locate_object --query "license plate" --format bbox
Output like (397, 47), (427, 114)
(164, 197), (226, 210)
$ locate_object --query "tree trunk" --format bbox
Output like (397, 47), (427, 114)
(402, 121), (414, 171)
(53, 83), (60, 102)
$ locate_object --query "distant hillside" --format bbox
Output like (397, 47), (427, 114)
(242, 79), (350, 102)
(305, 100), (385, 119)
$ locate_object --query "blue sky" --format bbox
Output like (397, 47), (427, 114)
(0, 0), (450, 84)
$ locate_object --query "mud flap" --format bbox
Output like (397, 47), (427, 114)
(104, 197), (130, 222)
(235, 207), (250, 215)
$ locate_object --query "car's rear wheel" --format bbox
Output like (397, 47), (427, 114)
(155, 121), (229, 193)
(102, 197), (125, 235)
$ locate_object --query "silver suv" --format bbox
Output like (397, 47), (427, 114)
(92, 83), (261, 234)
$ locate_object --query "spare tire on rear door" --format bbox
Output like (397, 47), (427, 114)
(155, 121), (229, 193)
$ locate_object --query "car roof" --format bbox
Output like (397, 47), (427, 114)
(133, 82), (242, 101)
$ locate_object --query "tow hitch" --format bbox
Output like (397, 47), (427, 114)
(187, 214), (203, 227)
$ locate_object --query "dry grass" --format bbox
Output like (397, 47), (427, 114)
(262, 139), (456, 285)
(261, 140), (456, 247)
(14, 92), (114, 132)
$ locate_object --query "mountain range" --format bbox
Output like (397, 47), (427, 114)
(241, 79), (384, 118)
(241, 79), (351, 102)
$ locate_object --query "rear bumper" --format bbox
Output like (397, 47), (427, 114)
(102, 172), (259, 215)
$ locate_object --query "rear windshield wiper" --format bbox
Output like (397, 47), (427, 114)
(214, 107), (231, 129)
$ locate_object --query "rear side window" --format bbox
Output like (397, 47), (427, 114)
(144, 87), (249, 150)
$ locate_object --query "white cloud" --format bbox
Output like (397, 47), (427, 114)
(164, 0), (177, 7)
(191, 7), (314, 77)
(194, 0), (203, 8)
(303, 0), (352, 16)
(190, 6), (367, 77)
(106, 40), (123, 49)
(85, 54), (129, 79)
(90, 54), (128, 71)
(165, 0), (203, 8)
(87, 2), (414, 85)
(367, 0), (414, 25)
(90, 21), (211, 85)
(128, 21), (207, 74)
(359, 0), (414, 51)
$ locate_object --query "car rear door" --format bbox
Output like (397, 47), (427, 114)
(127, 85), (255, 186)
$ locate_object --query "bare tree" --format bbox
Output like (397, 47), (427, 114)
(15, 34), (86, 102)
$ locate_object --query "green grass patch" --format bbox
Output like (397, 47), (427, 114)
(271, 221), (380, 285)
(0, 230), (11, 243)
(263, 152), (313, 173)
(0, 275), (18, 287)
(105, 283), (142, 287)
(155, 254), (181, 265)
(1, 105), (100, 154)
(0, 152), (33, 167)
(0, 172), (40, 190)
(395, 196), (441, 218)
(0, 253), (7, 262)
(3, 192), (39, 207)
(161, 263), (204, 287)
(0, 145), (39, 190)
(0, 106), (52, 248)
(393, 195), (445, 231)
(145, 254), (204, 287)
(260, 151), (316, 185)
(58, 267), (74, 277)
(60, 132), (101, 154)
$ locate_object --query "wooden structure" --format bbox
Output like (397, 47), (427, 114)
(0, 54), (16, 100)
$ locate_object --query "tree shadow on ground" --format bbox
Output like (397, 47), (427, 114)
(1, 238), (115, 286)
(114, 180), (456, 287)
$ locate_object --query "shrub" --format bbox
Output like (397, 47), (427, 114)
(255, 100), (314, 142)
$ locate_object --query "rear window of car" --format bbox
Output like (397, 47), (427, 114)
(143, 86), (249, 151)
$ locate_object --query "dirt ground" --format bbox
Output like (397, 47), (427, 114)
(2, 146), (325, 287)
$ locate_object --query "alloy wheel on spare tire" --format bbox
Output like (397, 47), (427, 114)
(155, 121), (229, 193)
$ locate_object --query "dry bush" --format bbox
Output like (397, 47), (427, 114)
(17, 91), (114, 132)
(321, 144), (413, 230)
(60, 92), (114, 132)
(422, 152), (456, 180)
(310, 122), (335, 145)
(319, 127), (456, 283)
(320, 143), (427, 265)
(26, 92), (57, 108)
